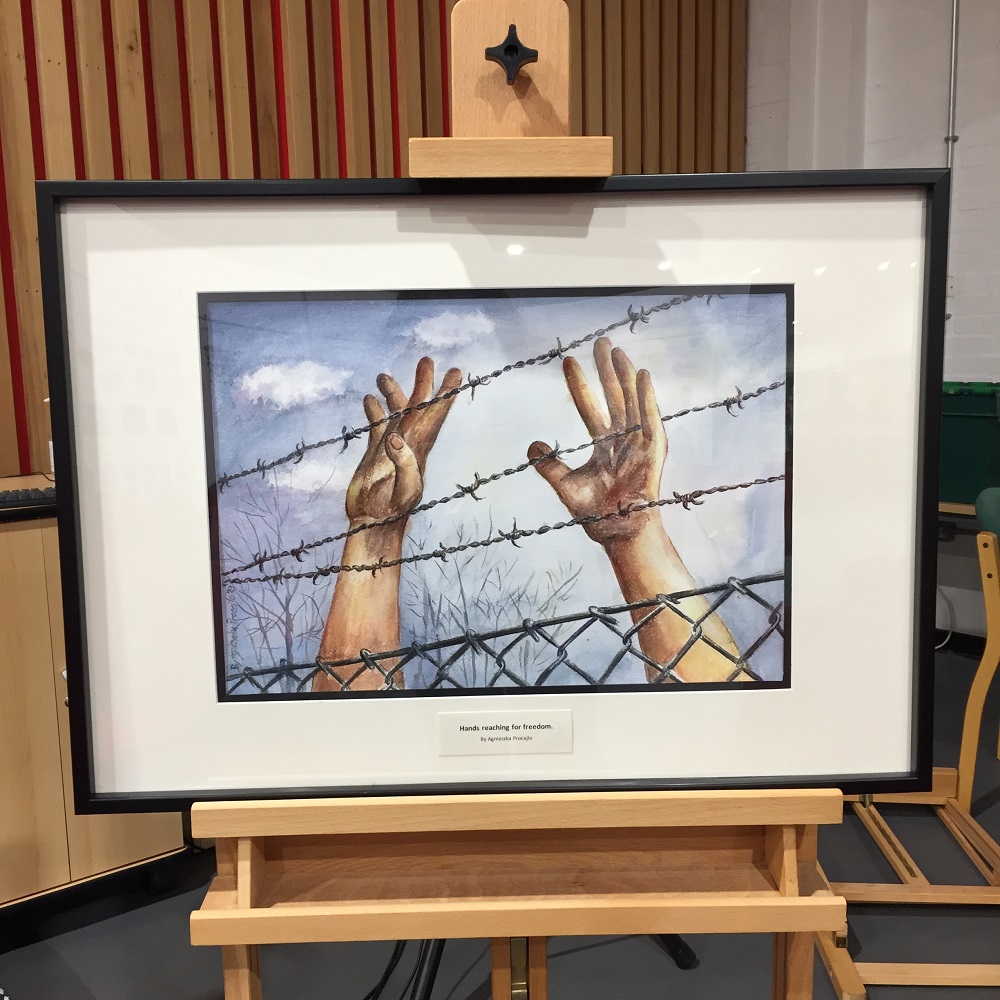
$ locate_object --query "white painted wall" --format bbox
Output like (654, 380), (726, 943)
(746, 0), (1000, 635)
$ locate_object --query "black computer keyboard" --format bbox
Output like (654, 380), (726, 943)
(0, 486), (57, 522)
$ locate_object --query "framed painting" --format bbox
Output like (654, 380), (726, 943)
(37, 171), (947, 810)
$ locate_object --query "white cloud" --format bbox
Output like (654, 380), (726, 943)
(234, 361), (352, 411)
(412, 310), (494, 349)
(276, 458), (354, 494)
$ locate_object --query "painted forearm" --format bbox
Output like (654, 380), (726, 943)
(314, 523), (405, 691)
(603, 519), (739, 682)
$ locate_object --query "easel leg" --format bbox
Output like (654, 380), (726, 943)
(491, 938), (512, 999)
(528, 937), (548, 999)
(222, 944), (261, 1000)
(773, 932), (814, 1000)
(491, 938), (547, 999)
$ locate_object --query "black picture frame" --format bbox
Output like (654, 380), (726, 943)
(37, 169), (948, 812)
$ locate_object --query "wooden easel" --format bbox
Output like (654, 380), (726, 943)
(190, 4), (846, 997)
(817, 532), (1000, 995)
(190, 790), (848, 999)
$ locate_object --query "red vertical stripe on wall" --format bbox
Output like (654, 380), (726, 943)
(270, 0), (290, 178)
(172, 0), (195, 178)
(362, 2), (377, 176)
(386, 0), (401, 176)
(304, 1), (321, 178)
(438, 0), (449, 136)
(243, 0), (261, 178)
(208, 0), (229, 178)
(330, 0), (348, 178)
(61, 0), (87, 178)
(0, 141), (32, 473)
(138, 0), (161, 178)
(100, 0), (125, 178)
(19, 0), (47, 178)
(417, 0), (427, 136)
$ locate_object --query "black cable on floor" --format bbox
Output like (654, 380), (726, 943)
(360, 940), (407, 1000)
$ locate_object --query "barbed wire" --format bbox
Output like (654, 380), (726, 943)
(214, 292), (715, 490)
(220, 378), (785, 579)
(224, 474), (784, 586)
(223, 571), (784, 694)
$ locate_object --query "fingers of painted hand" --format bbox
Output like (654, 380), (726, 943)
(527, 440), (572, 500)
(637, 368), (666, 448)
(376, 371), (408, 414)
(385, 432), (422, 510)
(407, 366), (463, 460)
(362, 393), (388, 454)
(563, 356), (609, 437)
(594, 336), (626, 429)
(611, 346), (641, 429)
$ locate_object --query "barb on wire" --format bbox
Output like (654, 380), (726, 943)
(223, 570), (784, 695)
(220, 378), (785, 579)
(225, 474), (785, 586)
(214, 292), (710, 490)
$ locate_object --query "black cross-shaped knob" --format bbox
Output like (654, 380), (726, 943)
(485, 24), (538, 84)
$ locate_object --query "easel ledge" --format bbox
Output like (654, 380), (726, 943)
(190, 789), (846, 999)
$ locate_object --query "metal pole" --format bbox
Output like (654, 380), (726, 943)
(946, 0), (960, 168)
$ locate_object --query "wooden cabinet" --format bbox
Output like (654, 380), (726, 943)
(0, 515), (184, 906)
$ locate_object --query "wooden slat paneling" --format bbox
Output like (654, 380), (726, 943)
(641, 0), (661, 173)
(0, 0), (751, 475)
(729, 0), (747, 170)
(695, 0), (714, 172)
(145, 0), (187, 178)
(0, 1), (49, 471)
(310, 0), (340, 177)
(31, 0), (76, 180)
(602, 1), (623, 174)
(181, 0), (222, 177)
(581, 0), (603, 138)
(622, 1), (642, 175)
(218, 0), (255, 178)
(712, 0), (731, 172)
(278, 0), (316, 177)
(420, 0), (444, 139)
(395, 0), (423, 177)
(0, 269), (18, 475)
(109, 0), (153, 178)
(677, 0), (696, 173)
(660, 0), (679, 173)
(248, 0), (279, 177)
(338, 0), (371, 177)
(70, 0), (116, 180)
(367, 1), (394, 177)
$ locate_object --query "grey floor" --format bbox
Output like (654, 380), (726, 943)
(1, 647), (998, 1000)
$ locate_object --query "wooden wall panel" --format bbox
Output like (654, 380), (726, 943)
(145, 0), (187, 178)
(110, 0), (153, 179)
(181, 0), (223, 178)
(278, 0), (316, 177)
(218, 0), (256, 179)
(0, 2), (49, 473)
(641, 0), (661, 173)
(248, 0), (279, 178)
(310, 0), (340, 178)
(0, 0), (749, 474)
(0, 266), (18, 475)
(31, 0), (76, 180)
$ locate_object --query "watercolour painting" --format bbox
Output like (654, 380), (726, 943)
(202, 286), (791, 699)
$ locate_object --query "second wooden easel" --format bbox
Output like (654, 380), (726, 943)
(817, 530), (1000, 996)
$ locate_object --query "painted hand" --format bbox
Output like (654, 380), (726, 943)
(528, 336), (666, 545)
(345, 357), (462, 526)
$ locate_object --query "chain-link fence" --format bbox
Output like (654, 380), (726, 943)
(225, 571), (784, 695)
